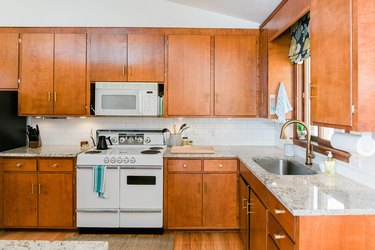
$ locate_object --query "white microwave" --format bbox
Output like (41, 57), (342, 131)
(95, 82), (159, 116)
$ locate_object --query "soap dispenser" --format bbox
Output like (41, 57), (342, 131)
(324, 151), (336, 176)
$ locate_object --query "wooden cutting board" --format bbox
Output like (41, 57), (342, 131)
(170, 146), (215, 154)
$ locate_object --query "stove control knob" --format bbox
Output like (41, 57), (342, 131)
(119, 137), (126, 143)
(123, 157), (129, 163)
(117, 158), (122, 163)
(111, 137), (118, 144)
(110, 157), (116, 163)
(104, 157), (109, 164)
(137, 137), (144, 143)
(130, 157), (136, 164)
(145, 137), (151, 144)
(128, 137), (135, 143)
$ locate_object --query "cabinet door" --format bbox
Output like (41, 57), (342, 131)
(203, 174), (238, 228)
(214, 35), (257, 116)
(250, 190), (267, 250)
(3, 173), (37, 227)
(19, 33), (54, 115)
(128, 35), (165, 82)
(54, 34), (87, 115)
(0, 33), (19, 89)
(167, 35), (211, 116)
(167, 174), (202, 228)
(310, 0), (352, 127)
(38, 173), (73, 227)
(90, 33), (127, 82)
(239, 177), (250, 250)
(259, 29), (269, 118)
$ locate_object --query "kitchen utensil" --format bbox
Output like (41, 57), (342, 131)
(90, 129), (96, 146)
(178, 124), (187, 134)
(97, 136), (112, 150)
(173, 124), (177, 134)
(179, 126), (190, 134)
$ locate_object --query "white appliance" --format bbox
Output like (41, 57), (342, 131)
(95, 82), (159, 116)
(76, 129), (165, 230)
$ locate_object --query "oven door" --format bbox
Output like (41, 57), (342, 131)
(95, 89), (142, 116)
(119, 166), (163, 227)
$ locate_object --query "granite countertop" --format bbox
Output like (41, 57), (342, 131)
(0, 240), (108, 250)
(165, 146), (375, 217)
(0, 146), (85, 157)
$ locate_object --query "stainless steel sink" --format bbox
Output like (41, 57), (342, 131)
(253, 158), (319, 175)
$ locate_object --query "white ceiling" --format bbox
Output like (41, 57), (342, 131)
(167, 0), (282, 24)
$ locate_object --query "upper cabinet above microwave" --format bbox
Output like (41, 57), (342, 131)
(90, 34), (165, 83)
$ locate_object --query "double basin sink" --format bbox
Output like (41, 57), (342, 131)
(253, 158), (319, 176)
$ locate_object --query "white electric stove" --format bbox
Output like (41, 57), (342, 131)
(76, 129), (166, 231)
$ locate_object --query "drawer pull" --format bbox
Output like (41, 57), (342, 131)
(218, 164), (223, 168)
(275, 209), (286, 214)
(38, 184), (41, 194)
(16, 163), (23, 168)
(50, 163), (59, 168)
(183, 164), (187, 168)
(242, 198), (247, 209)
(31, 184), (35, 194)
(274, 234), (286, 240)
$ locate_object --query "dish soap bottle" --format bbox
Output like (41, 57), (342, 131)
(324, 151), (336, 176)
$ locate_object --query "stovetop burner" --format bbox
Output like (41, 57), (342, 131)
(85, 150), (102, 154)
(150, 147), (164, 150)
(141, 150), (161, 154)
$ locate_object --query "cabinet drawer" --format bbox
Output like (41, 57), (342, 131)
(39, 159), (73, 172)
(3, 158), (37, 171)
(268, 213), (295, 250)
(168, 159), (202, 172)
(203, 159), (237, 172)
(268, 191), (295, 241)
(250, 171), (267, 206)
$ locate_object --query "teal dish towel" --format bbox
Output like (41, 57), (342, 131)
(93, 165), (106, 198)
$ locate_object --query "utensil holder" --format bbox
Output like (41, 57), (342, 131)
(29, 140), (40, 148)
(168, 134), (182, 147)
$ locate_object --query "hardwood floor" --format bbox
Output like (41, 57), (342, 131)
(0, 230), (244, 250)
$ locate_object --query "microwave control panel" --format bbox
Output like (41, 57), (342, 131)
(142, 90), (158, 116)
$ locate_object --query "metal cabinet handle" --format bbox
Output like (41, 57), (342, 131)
(38, 184), (41, 194)
(122, 65), (126, 76)
(48, 92), (51, 102)
(31, 184), (35, 194)
(204, 182), (208, 194)
(54, 92), (57, 102)
(275, 209), (286, 214)
(183, 164), (187, 168)
(242, 198), (247, 209)
(50, 163), (59, 168)
(128, 66), (132, 76)
(274, 234), (286, 240)
(16, 163), (23, 168)
(218, 164), (223, 168)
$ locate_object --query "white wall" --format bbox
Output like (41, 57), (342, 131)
(29, 117), (276, 146)
(0, 0), (258, 28)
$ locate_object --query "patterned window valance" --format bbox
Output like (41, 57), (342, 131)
(289, 13), (310, 64)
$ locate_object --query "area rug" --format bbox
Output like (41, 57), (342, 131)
(64, 235), (174, 250)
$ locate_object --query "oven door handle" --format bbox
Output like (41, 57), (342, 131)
(120, 209), (162, 213)
(77, 209), (119, 213)
(77, 166), (119, 170)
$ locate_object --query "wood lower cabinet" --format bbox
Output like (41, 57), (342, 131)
(19, 33), (87, 116)
(239, 176), (250, 250)
(167, 35), (211, 116)
(0, 33), (19, 89)
(166, 158), (238, 229)
(214, 35), (257, 116)
(3, 172), (38, 227)
(249, 190), (267, 250)
(2, 157), (75, 229)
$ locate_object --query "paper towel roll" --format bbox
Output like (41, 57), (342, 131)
(331, 132), (375, 157)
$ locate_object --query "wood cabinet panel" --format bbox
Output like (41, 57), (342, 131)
(3, 158), (37, 172)
(167, 35), (211, 116)
(54, 34), (87, 115)
(203, 159), (237, 172)
(239, 177), (249, 250)
(90, 33), (127, 82)
(167, 159), (202, 172)
(214, 35), (257, 116)
(0, 33), (19, 89)
(267, 235), (279, 250)
(19, 33), (54, 115)
(268, 213), (294, 250)
(203, 174), (238, 228)
(249, 190), (267, 250)
(38, 173), (73, 227)
(259, 29), (269, 118)
(128, 35), (165, 82)
(39, 158), (73, 172)
(250, 171), (267, 206)
(310, 0), (352, 127)
(3, 173), (37, 227)
(167, 173), (202, 228)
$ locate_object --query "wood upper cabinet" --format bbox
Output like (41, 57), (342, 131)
(38, 173), (73, 227)
(128, 35), (165, 82)
(258, 29), (269, 118)
(90, 34), (164, 82)
(3, 173), (38, 227)
(19, 33), (87, 116)
(90, 33), (128, 82)
(167, 173), (202, 228)
(249, 190), (267, 250)
(167, 35), (211, 116)
(0, 33), (19, 89)
(19, 33), (54, 115)
(54, 34), (87, 115)
(311, 0), (375, 130)
(203, 174), (238, 228)
(214, 35), (257, 116)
